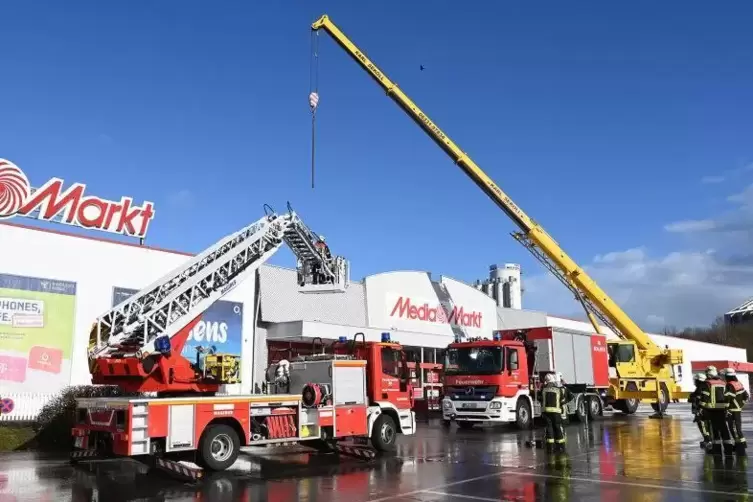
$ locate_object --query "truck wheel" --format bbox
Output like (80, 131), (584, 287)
(515, 399), (532, 429)
(371, 414), (397, 452)
(650, 383), (669, 414)
(197, 424), (240, 471)
(588, 395), (603, 419)
(575, 396), (588, 422)
(624, 398), (640, 414)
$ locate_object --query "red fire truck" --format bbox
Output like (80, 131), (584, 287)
(70, 206), (416, 476)
(441, 327), (610, 429)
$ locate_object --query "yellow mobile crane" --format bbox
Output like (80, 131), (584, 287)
(310, 14), (688, 414)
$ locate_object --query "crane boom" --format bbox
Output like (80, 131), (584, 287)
(311, 15), (670, 360)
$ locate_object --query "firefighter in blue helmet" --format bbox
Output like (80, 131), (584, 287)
(724, 367), (749, 453)
(540, 372), (573, 453)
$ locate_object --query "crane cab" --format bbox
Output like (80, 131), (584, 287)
(607, 341), (642, 378)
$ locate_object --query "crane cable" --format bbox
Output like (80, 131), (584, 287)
(309, 30), (320, 189)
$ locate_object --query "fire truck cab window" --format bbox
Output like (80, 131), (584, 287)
(381, 347), (402, 378)
(444, 347), (503, 375)
(507, 347), (519, 371)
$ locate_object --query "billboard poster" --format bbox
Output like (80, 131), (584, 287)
(111, 287), (243, 363)
(0, 273), (77, 394)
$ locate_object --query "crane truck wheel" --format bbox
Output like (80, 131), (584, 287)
(197, 424), (241, 471)
(588, 395), (603, 419)
(371, 414), (397, 452)
(515, 398), (532, 429)
(650, 383), (670, 414)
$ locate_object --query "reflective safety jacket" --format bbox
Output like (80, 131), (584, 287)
(725, 379), (749, 412)
(689, 384), (704, 413)
(701, 378), (728, 410)
(542, 383), (566, 413)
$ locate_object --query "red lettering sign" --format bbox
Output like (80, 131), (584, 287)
(389, 296), (483, 328)
(0, 159), (155, 239)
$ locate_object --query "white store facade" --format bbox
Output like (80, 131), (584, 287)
(0, 221), (748, 420)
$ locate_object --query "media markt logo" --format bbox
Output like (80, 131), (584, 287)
(389, 296), (483, 328)
(0, 158), (155, 239)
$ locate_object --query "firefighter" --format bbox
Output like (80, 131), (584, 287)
(555, 372), (569, 422)
(689, 373), (711, 448)
(315, 236), (332, 259)
(541, 372), (572, 453)
(702, 365), (734, 455)
(724, 367), (749, 453)
(313, 236), (332, 284)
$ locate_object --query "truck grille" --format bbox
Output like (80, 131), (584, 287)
(446, 385), (497, 401)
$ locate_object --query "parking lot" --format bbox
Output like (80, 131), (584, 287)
(1, 405), (752, 501)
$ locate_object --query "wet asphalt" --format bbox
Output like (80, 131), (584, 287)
(1, 404), (752, 501)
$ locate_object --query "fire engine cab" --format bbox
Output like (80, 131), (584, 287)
(442, 327), (609, 429)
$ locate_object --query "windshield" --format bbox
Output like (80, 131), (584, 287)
(444, 347), (503, 375)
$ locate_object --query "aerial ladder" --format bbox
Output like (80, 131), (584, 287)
(87, 203), (350, 395)
(310, 14), (687, 414)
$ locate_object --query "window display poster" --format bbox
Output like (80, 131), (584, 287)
(0, 273), (77, 394)
(111, 287), (243, 362)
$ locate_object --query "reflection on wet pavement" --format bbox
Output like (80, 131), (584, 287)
(1, 406), (752, 501)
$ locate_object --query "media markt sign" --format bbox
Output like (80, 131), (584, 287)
(0, 158), (155, 239)
(388, 294), (483, 329)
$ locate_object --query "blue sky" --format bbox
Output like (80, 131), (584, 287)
(2, 2), (753, 329)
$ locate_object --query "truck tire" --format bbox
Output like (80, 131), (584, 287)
(371, 414), (397, 452)
(625, 399), (641, 415)
(197, 424), (240, 471)
(515, 398), (532, 430)
(650, 383), (670, 414)
(588, 395), (603, 419)
(614, 382), (640, 415)
(574, 395), (588, 422)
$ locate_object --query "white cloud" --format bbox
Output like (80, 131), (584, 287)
(167, 189), (195, 209)
(524, 247), (753, 331)
(727, 184), (753, 206)
(701, 175), (726, 184)
(524, 182), (753, 331)
(97, 133), (114, 145)
(664, 219), (717, 233)
(700, 162), (753, 184)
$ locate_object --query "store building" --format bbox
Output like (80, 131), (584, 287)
(1, 221), (749, 420)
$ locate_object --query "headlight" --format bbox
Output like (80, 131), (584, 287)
(489, 401), (502, 410)
(443, 400), (453, 409)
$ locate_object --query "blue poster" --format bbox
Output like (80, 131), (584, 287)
(111, 287), (244, 360)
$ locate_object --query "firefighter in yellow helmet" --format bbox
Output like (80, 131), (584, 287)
(724, 367), (749, 453)
(702, 365), (734, 454)
(689, 373), (711, 448)
(540, 372), (573, 453)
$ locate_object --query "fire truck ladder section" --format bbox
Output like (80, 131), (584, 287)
(89, 203), (349, 360)
(310, 14), (686, 407)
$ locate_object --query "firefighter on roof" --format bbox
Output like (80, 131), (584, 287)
(724, 367), (748, 452)
(540, 372), (573, 453)
(702, 365), (734, 454)
(689, 373), (711, 448)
